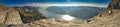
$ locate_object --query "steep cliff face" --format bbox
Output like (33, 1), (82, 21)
(12, 6), (46, 23)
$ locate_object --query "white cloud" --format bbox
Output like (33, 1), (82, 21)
(18, 3), (108, 8)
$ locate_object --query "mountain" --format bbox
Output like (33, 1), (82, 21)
(98, 0), (120, 17)
(12, 6), (46, 23)
(46, 6), (106, 20)
(0, 5), (47, 25)
(109, 0), (120, 9)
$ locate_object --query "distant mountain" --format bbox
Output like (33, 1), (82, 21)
(46, 6), (107, 20)
(13, 6), (38, 11)
(46, 6), (106, 14)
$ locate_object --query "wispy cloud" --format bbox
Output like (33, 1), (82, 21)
(17, 3), (109, 8)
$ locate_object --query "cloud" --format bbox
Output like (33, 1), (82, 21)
(18, 3), (108, 8)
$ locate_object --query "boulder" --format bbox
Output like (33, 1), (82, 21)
(4, 8), (23, 24)
(0, 4), (23, 24)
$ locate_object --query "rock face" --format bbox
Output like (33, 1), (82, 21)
(109, 0), (120, 9)
(0, 5), (46, 25)
(13, 6), (46, 23)
(4, 8), (23, 24)
(98, 0), (120, 17)
(0, 4), (23, 24)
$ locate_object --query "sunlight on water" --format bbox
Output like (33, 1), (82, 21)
(61, 14), (76, 21)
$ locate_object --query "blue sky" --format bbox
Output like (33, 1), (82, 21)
(1, 0), (111, 6)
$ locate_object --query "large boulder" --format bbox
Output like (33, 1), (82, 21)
(4, 8), (23, 24)
(0, 4), (23, 24)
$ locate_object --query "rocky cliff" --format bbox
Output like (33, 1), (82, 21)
(0, 4), (23, 24)
(12, 6), (46, 23)
(0, 4), (46, 25)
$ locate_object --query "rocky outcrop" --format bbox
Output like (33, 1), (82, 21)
(0, 3), (48, 27)
(13, 6), (46, 23)
(0, 4), (23, 24)
(4, 8), (23, 24)
(0, 5), (47, 25)
(98, 0), (120, 17)
(109, 0), (120, 9)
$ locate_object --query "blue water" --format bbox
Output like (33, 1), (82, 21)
(39, 6), (107, 20)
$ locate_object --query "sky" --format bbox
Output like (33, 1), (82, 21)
(1, 0), (111, 7)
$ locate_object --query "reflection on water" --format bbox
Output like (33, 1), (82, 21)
(61, 14), (76, 21)
(39, 6), (107, 20)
